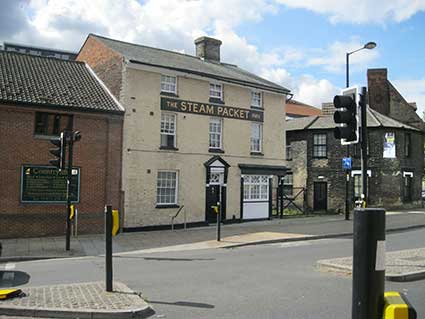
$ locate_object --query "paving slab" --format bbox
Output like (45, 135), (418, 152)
(117, 231), (312, 255)
(317, 247), (425, 281)
(0, 281), (154, 318)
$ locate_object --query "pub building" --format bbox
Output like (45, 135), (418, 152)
(0, 50), (124, 238)
(78, 34), (290, 229)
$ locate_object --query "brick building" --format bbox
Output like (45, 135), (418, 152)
(286, 99), (321, 120)
(78, 34), (290, 229)
(286, 69), (424, 212)
(0, 51), (124, 238)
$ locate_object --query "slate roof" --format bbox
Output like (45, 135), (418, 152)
(88, 34), (290, 95)
(286, 107), (420, 132)
(0, 51), (124, 114)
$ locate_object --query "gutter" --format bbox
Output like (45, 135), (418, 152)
(127, 59), (291, 96)
(0, 100), (125, 116)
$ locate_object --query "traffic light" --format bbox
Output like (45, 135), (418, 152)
(49, 131), (66, 169)
(333, 87), (359, 145)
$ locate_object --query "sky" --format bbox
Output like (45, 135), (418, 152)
(1, 0), (425, 115)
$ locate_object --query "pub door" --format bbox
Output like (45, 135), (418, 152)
(206, 185), (226, 223)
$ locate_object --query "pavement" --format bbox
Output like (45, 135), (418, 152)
(1, 209), (425, 318)
(1, 209), (425, 261)
(318, 247), (425, 282)
(0, 281), (154, 318)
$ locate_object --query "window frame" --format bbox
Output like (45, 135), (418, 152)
(312, 133), (327, 158)
(251, 91), (262, 109)
(403, 173), (413, 202)
(209, 117), (223, 150)
(351, 171), (370, 200)
(34, 112), (69, 137)
(156, 170), (178, 206)
(160, 112), (177, 149)
(243, 175), (269, 201)
(209, 83), (223, 100)
(250, 123), (263, 153)
(160, 74), (177, 94)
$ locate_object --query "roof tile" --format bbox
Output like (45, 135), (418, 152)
(0, 51), (123, 113)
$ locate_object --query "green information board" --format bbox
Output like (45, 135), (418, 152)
(21, 165), (80, 203)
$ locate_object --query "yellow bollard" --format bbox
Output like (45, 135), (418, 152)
(0, 289), (23, 300)
(112, 209), (119, 236)
(383, 291), (416, 319)
(69, 204), (75, 220)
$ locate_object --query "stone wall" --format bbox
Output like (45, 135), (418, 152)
(287, 126), (423, 213)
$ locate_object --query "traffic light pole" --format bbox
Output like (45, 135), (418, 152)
(345, 55), (350, 220)
(65, 131), (73, 251)
(360, 86), (368, 205)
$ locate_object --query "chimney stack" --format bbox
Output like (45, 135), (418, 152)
(367, 68), (390, 115)
(195, 36), (222, 62)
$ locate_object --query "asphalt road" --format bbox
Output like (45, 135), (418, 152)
(2, 228), (425, 319)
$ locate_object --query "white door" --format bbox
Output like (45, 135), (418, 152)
(243, 175), (269, 219)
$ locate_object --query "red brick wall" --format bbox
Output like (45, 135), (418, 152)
(77, 36), (124, 100)
(0, 104), (123, 238)
(368, 68), (424, 131)
(367, 68), (390, 116)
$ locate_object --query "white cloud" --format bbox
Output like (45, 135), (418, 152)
(260, 68), (293, 88)
(274, 0), (425, 24)
(260, 69), (340, 107)
(392, 79), (425, 116)
(308, 38), (379, 73)
(293, 75), (340, 107)
(19, 0), (277, 52)
(7, 0), (344, 109)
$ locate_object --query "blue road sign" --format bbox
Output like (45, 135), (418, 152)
(342, 157), (352, 170)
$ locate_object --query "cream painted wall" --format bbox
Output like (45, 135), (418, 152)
(121, 65), (288, 227)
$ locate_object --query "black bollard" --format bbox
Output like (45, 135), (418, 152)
(105, 205), (113, 292)
(352, 208), (385, 319)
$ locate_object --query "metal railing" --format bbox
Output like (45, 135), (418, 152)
(171, 205), (185, 230)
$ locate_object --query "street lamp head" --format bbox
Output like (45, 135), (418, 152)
(364, 42), (377, 50)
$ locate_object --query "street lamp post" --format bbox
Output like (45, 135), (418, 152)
(346, 42), (376, 88)
(344, 41), (376, 219)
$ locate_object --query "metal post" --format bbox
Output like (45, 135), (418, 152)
(280, 178), (284, 218)
(346, 53), (350, 88)
(352, 208), (385, 319)
(74, 208), (78, 237)
(217, 184), (221, 242)
(345, 52), (351, 220)
(105, 205), (113, 292)
(360, 86), (368, 206)
(65, 130), (73, 251)
(345, 172), (350, 220)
